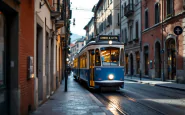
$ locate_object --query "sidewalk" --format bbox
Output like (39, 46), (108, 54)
(125, 76), (185, 91)
(31, 73), (113, 115)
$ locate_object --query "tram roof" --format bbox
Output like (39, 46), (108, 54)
(78, 40), (124, 54)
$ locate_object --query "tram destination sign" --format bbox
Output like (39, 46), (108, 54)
(99, 36), (119, 41)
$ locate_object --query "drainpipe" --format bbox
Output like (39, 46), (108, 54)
(161, 0), (165, 81)
(120, 0), (122, 42)
(140, 0), (142, 80)
(64, 0), (68, 92)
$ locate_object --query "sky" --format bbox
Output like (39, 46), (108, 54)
(70, 0), (98, 41)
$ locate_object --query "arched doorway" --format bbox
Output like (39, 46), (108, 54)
(144, 46), (149, 75)
(155, 42), (161, 78)
(0, 11), (7, 115)
(130, 53), (134, 75)
(125, 54), (128, 74)
(166, 39), (176, 81)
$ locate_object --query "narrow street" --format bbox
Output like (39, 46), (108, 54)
(92, 80), (185, 115)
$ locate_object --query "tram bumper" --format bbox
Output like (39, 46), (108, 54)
(95, 80), (124, 88)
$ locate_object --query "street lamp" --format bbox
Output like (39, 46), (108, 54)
(66, 58), (69, 62)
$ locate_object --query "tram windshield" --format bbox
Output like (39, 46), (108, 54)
(100, 47), (119, 66)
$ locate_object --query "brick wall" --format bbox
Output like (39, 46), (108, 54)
(141, 0), (184, 80)
(19, 0), (34, 114)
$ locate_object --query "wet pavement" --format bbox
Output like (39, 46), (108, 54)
(94, 80), (185, 115)
(31, 74), (113, 115)
(125, 76), (185, 91)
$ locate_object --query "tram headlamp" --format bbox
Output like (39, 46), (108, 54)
(109, 40), (112, 45)
(108, 74), (114, 80)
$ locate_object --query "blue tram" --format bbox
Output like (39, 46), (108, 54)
(72, 35), (124, 89)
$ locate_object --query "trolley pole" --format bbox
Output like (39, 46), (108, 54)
(64, 0), (68, 92)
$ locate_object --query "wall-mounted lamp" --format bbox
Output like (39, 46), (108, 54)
(40, 0), (45, 9)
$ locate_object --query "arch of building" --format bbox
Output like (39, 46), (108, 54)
(164, 34), (177, 81)
(142, 43), (150, 77)
(154, 39), (162, 79)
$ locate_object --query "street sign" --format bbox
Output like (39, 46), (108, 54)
(161, 49), (164, 53)
(174, 26), (183, 35)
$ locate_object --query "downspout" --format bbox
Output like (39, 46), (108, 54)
(120, 0), (122, 42)
(140, 0), (142, 80)
(161, 0), (164, 81)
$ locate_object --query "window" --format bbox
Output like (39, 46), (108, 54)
(135, 0), (139, 4)
(167, 0), (173, 15)
(129, 0), (133, 4)
(110, 0), (112, 4)
(124, 28), (127, 43)
(129, 25), (133, 41)
(122, 29), (124, 42)
(145, 9), (149, 29)
(155, 3), (160, 24)
(80, 53), (87, 68)
(135, 21), (139, 39)
(73, 58), (78, 68)
(117, 13), (120, 26)
(95, 49), (101, 66)
(122, 5), (124, 17)
(120, 49), (124, 66)
(0, 12), (5, 87)
(101, 47), (120, 66)
(104, 0), (107, 10)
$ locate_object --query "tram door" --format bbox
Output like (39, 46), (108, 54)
(89, 50), (95, 87)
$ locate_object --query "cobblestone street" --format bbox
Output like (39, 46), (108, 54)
(31, 74), (112, 115)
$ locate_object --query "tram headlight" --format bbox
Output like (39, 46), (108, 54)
(109, 40), (112, 45)
(108, 74), (114, 80)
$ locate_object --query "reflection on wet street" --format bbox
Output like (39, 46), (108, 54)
(91, 80), (185, 115)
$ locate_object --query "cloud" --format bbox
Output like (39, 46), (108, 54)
(70, 0), (98, 38)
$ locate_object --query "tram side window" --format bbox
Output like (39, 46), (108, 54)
(80, 53), (87, 68)
(120, 49), (124, 66)
(95, 49), (101, 66)
(73, 58), (78, 68)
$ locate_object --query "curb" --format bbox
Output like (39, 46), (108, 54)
(125, 78), (185, 91)
(155, 84), (185, 91)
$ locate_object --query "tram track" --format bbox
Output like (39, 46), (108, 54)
(118, 92), (166, 115)
(92, 90), (166, 115)
(93, 92), (128, 115)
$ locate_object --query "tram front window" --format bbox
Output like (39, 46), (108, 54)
(100, 47), (119, 66)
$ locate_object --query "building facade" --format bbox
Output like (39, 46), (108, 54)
(0, 0), (71, 115)
(94, 0), (120, 37)
(69, 37), (84, 66)
(141, 0), (185, 83)
(84, 17), (95, 44)
(0, 0), (35, 115)
(121, 0), (142, 76)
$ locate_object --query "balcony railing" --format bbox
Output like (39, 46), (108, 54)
(124, 4), (134, 17)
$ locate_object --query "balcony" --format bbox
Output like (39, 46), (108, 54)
(61, 26), (65, 37)
(124, 4), (134, 17)
(55, 17), (64, 29)
(51, 11), (61, 19)
(133, 38), (139, 42)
